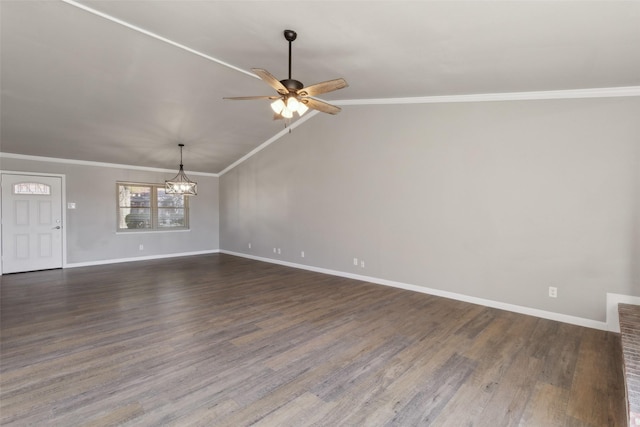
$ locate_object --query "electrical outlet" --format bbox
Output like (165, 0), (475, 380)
(248, 243), (251, 249)
(353, 258), (358, 266)
(301, 251), (305, 258)
(139, 244), (144, 251)
(548, 286), (557, 298)
(361, 260), (365, 268)
(277, 248), (281, 254)
(273, 248), (277, 253)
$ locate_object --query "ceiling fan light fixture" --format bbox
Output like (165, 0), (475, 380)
(281, 107), (294, 119)
(296, 102), (309, 116)
(274, 96), (308, 117)
(165, 144), (197, 196)
(270, 98), (285, 114)
(286, 96), (299, 111)
(224, 30), (347, 118)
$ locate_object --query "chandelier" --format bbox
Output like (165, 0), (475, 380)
(165, 144), (197, 195)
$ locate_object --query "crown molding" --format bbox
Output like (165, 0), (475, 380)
(333, 86), (640, 106)
(218, 86), (640, 176)
(0, 152), (219, 177)
(218, 110), (320, 176)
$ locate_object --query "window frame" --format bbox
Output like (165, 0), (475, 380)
(116, 182), (190, 232)
(13, 182), (52, 195)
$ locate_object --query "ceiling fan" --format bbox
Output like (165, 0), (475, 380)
(224, 30), (348, 119)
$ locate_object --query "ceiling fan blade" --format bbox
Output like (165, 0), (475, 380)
(302, 98), (342, 115)
(252, 68), (289, 96)
(223, 95), (280, 100)
(298, 78), (348, 97)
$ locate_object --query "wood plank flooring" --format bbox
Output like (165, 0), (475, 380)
(0, 254), (627, 426)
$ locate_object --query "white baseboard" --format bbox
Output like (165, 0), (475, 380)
(65, 249), (220, 269)
(606, 293), (640, 333)
(221, 250), (617, 331)
(63, 249), (639, 332)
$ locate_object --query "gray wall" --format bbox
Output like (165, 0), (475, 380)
(1, 157), (219, 264)
(220, 97), (640, 322)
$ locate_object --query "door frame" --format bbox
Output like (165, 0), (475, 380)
(0, 171), (67, 275)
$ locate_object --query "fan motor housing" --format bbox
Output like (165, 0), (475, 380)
(280, 79), (304, 91)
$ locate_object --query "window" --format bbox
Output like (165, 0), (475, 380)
(13, 182), (51, 195)
(117, 183), (189, 231)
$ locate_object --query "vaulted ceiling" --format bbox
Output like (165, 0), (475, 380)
(2, 1), (639, 174)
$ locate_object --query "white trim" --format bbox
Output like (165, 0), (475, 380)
(221, 250), (610, 331)
(8, 245), (632, 331)
(218, 86), (640, 176)
(64, 249), (219, 269)
(0, 171), (67, 274)
(115, 229), (191, 235)
(333, 86), (640, 107)
(0, 152), (218, 177)
(219, 110), (320, 176)
(60, 0), (257, 80)
(606, 293), (640, 333)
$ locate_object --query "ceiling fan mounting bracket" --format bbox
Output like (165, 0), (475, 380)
(284, 30), (297, 42)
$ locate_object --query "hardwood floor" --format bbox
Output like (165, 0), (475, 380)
(0, 254), (626, 426)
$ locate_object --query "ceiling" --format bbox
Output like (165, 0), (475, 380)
(2, 1), (639, 174)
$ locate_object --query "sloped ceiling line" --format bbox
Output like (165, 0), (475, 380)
(60, 0), (257, 79)
(29, 1), (640, 177)
(218, 110), (320, 176)
(60, 0), (640, 110)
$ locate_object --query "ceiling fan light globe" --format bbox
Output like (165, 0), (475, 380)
(297, 102), (309, 116)
(271, 99), (285, 114)
(286, 96), (299, 111)
(281, 107), (293, 119)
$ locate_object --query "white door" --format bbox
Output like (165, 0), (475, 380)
(1, 174), (63, 273)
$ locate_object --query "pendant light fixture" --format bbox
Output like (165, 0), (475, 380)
(165, 144), (197, 195)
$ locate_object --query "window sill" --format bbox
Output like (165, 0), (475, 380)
(115, 229), (191, 235)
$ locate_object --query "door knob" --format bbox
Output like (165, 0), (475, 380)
(53, 226), (61, 229)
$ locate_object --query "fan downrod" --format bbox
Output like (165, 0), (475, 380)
(283, 29), (299, 83)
